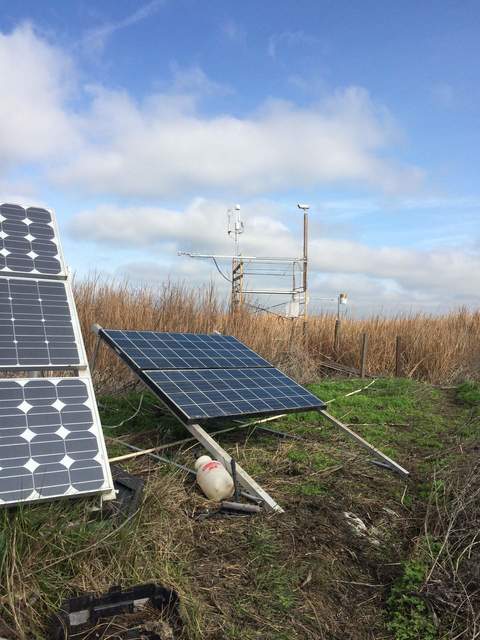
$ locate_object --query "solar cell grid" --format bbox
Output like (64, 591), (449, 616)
(0, 203), (64, 276)
(143, 367), (324, 421)
(0, 276), (81, 368)
(103, 330), (270, 369)
(0, 378), (111, 505)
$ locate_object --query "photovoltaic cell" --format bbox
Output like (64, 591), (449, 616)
(102, 330), (270, 370)
(0, 203), (64, 276)
(0, 378), (112, 505)
(0, 276), (81, 368)
(143, 368), (325, 422)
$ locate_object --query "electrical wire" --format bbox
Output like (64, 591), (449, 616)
(212, 257), (232, 282)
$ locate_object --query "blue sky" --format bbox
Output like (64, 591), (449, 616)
(0, 0), (479, 315)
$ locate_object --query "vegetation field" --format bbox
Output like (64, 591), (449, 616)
(1, 376), (479, 639)
(75, 278), (480, 390)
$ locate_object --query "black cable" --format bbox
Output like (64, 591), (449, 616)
(212, 257), (232, 282)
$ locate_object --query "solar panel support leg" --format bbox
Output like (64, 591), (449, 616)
(185, 422), (284, 513)
(318, 409), (409, 478)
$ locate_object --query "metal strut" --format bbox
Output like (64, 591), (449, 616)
(318, 409), (409, 478)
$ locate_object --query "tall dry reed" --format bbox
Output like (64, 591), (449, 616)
(73, 276), (480, 391)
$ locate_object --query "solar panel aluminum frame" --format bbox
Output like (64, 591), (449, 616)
(0, 274), (89, 371)
(0, 375), (115, 507)
(0, 202), (67, 280)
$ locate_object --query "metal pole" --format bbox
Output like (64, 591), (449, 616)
(303, 209), (308, 337)
(318, 409), (409, 478)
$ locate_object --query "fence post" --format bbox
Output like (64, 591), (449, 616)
(360, 333), (368, 378)
(333, 319), (341, 355)
(395, 336), (402, 377)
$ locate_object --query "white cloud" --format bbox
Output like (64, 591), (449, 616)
(69, 198), (294, 256)
(0, 24), (423, 198)
(310, 238), (480, 298)
(55, 85), (423, 196)
(0, 23), (78, 170)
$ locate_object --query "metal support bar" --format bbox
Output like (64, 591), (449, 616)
(184, 422), (284, 513)
(318, 409), (409, 478)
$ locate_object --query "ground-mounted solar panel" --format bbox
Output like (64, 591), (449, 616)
(101, 330), (271, 370)
(96, 327), (408, 511)
(0, 377), (113, 506)
(143, 367), (324, 422)
(97, 328), (325, 422)
(0, 276), (83, 368)
(0, 203), (65, 277)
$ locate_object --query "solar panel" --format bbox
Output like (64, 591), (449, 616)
(98, 328), (325, 422)
(101, 330), (270, 370)
(143, 368), (324, 422)
(0, 276), (82, 368)
(0, 203), (64, 277)
(0, 377), (112, 505)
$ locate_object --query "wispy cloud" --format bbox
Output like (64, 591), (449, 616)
(170, 63), (234, 96)
(268, 30), (322, 59)
(82, 0), (164, 53)
(221, 19), (246, 44)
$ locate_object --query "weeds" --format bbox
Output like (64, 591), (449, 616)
(388, 560), (437, 640)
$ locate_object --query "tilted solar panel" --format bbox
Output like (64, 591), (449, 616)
(143, 368), (324, 422)
(101, 330), (270, 370)
(0, 377), (113, 505)
(0, 276), (82, 368)
(0, 203), (64, 277)
(98, 328), (325, 422)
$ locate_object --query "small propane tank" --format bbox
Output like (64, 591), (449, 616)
(194, 455), (235, 501)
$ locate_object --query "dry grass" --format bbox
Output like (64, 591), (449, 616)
(74, 276), (480, 391)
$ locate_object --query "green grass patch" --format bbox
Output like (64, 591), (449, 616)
(287, 447), (336, 471)
(456, 380), (480, 409)
(387, 560), (437, 640)
(294, 481), (328, 497)
(303, 378), (452, 462)
(247, 524), (300, 613)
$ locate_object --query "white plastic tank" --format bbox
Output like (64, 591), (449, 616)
(194, 455), (235, 501)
